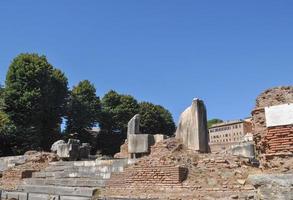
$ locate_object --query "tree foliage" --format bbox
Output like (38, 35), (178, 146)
(139, 102), (176, 136)
(0, 119), (16, 156)
(207, 118), (223, 128)
(0, 54), (179, 156)
(0, 85), (4, 109)
(65, 80), (101, 142)
(3, 53), (68, 151)
(100, 90), (139, 135)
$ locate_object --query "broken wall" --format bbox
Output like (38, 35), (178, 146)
(252, 86), (293, 154)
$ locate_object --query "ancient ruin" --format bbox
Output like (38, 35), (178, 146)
(51, 139), (91, 161)
(124, 114), (167, 158)
(252, 86), (293, 154)
(175, 98), (209, 152)
(127, 114), (151, 158)
(1, 94), (293, 200)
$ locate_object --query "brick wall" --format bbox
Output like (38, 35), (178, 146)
(107, 164), (187, 188)
(128, 165), (187, 185)
(107, 140), (188, 188)
(264, 125), (293, 154)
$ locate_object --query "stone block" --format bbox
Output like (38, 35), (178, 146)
(127, 114), (141, 135)
(247, 174), (293, 200)
(128, 134), (153, 154)
(153, 134), (167, 143)
(17, 185), (97, 197)
(52, 139), (91, 161)
(229, 142), (255, 158)
(0, 155), (27, 172)
(60, 196), (90, 200)
(175, 98), (209, 152)
(28, 193), (58, 200)
(57, 144), (79, 161)
(2, 191), (28, 200)
(51, 140), (65, 153)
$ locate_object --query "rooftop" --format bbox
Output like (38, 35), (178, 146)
(210, 119), (244, 128)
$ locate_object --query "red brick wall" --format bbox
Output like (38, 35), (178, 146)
(126, 165), (186, 185)
(107, 165), (187, 188)
(265, 125), (293, 154)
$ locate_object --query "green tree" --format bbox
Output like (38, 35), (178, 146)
(207, 118), (223, 128)
(65, 80), (101, 141)
(3, 53), (68, 152)
(139, 102), (176, 136)
(0, 110), (17, 156)
(100, 90), (139, 134)
(0, 85), (4, 108)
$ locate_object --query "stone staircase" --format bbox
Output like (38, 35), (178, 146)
(0, 159), (132, 200)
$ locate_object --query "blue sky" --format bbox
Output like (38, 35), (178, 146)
(0, 1), (292, 122)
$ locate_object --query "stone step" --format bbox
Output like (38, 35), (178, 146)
(17, 185), (98, 197)
(64, 165), (124, 173)
(44, 165), (72, 172)
(1, 191), (91, 200)
(49, 159), (129, 168)
(32, 171), (111, 179)
(23, 178), (106, 187)
(48, 161), (91, 167)
(44, 165), (122, 173)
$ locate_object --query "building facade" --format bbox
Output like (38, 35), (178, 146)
(209, 120), (252, 152)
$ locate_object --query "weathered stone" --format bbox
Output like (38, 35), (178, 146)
(237, 179), (246, 185)
(153, 134), (167, 143)
(52, 139), (91, 161)
(50, 140), (65, 153)
(247, 174), (293, 187)
(57, 143), (80, 161)
(247, 174), (293, 200)
(127, 114), (141, 135)
(228, 142), (255, 158)
(0, 155), (27, 172)
(126, 114), (167, 158)
(128, 134), (153, 154)
(175, 98), (209, 152)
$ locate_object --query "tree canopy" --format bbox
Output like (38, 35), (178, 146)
(139, 102), (176, 136)
(207, 118), (223, 128)
(65, 80), (101, 141)
(3, 53), (68, 151)
(100, 90), (139, 135)
(0, 53), (178, 156)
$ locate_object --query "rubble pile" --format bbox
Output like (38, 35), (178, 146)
(255, 86), (293, 108)
(0, 152), (59, 190)
(260, 153), (293, 173)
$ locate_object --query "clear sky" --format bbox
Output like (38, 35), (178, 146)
(0, 1), (292, 122)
